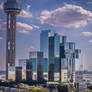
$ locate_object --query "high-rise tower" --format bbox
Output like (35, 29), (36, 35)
(4, 0), (21, 80)
(40, 30), (60, 81)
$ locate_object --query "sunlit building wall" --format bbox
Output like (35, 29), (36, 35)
(8, 66), (16, 81)
(61, 69), (68, 83)
(19, 59), (27, 80)
(8, 66), (22, 81)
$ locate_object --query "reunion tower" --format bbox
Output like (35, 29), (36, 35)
(4, 0), (21, 80)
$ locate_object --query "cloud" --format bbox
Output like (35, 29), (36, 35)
(19, 5), (32, 18)
(17, 22), (40, 34)
(17, 22), (33, 30)
(88, 40), (92, 43)
(0, 37), (3, 40)
(0, 21), (40, 35)
(32, 25), (40, 29)
(40, 4), (92, 28)
(82, 32), (92, 37)
(0, 3), (3, 10)
(18, 30), (30, 34)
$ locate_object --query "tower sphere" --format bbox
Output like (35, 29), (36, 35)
(4, 0), (21, 13)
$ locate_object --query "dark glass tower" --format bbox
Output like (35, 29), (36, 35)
(16, 67), (22, 82)
(4, 0), (21, 80)
(26, 61), (33, 81)
(48, 31), (60, 81)
(37, 52), (43, 81)
(48, 36), (55, 81)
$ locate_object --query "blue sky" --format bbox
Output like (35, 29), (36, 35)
(0, 0), (92, 71)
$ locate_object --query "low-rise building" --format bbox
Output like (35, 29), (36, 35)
(8, 66), (22, 81)
(76, 71), (92, 84)
(61, 69), (68, 83)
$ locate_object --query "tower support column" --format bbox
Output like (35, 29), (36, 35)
(6, 13), (16, 80)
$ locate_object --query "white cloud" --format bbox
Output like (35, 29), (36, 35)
(17, 22), (33, 30)
(19, 5), (32, 18)
(82, 32), (92, 37)
(88, 40), (92, 43)
(0, 37), (3, 40)
(40, 4), (92, 28)
(17, 22), (40, 34)
(32, 25), (40, 29)
(0, 21), (40, 34)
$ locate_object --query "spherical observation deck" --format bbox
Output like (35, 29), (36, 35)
(4, 1), (21, 13)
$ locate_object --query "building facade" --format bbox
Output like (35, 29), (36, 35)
(19, 59), (27, 70)
(29, 51), (43, 81)
(16, 30), (81, 83)
(76, 71), (92, 84)
(16, 67), (22, 81)
(26, 60), (33, 81)
(8, 66), (22, 81)
(19, 59), (27, 80)
(60, 36), (81, 83)
(40, 30), (60, 81)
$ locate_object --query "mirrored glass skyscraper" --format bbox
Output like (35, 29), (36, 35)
(40, 30), (60, 81)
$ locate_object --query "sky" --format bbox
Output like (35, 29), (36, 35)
(0, 0), (92, 71)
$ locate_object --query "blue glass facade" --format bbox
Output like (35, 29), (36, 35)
(28, 58), (48, 73)
(40, 30), (60, 58)
(28, 51), (44, 80)
(54, 33), (60, 58)
(43, 58), (48, 72)
(40, 30), (49, 58)
(28, 58), (37, 72)
(54, 58), (60, 72)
